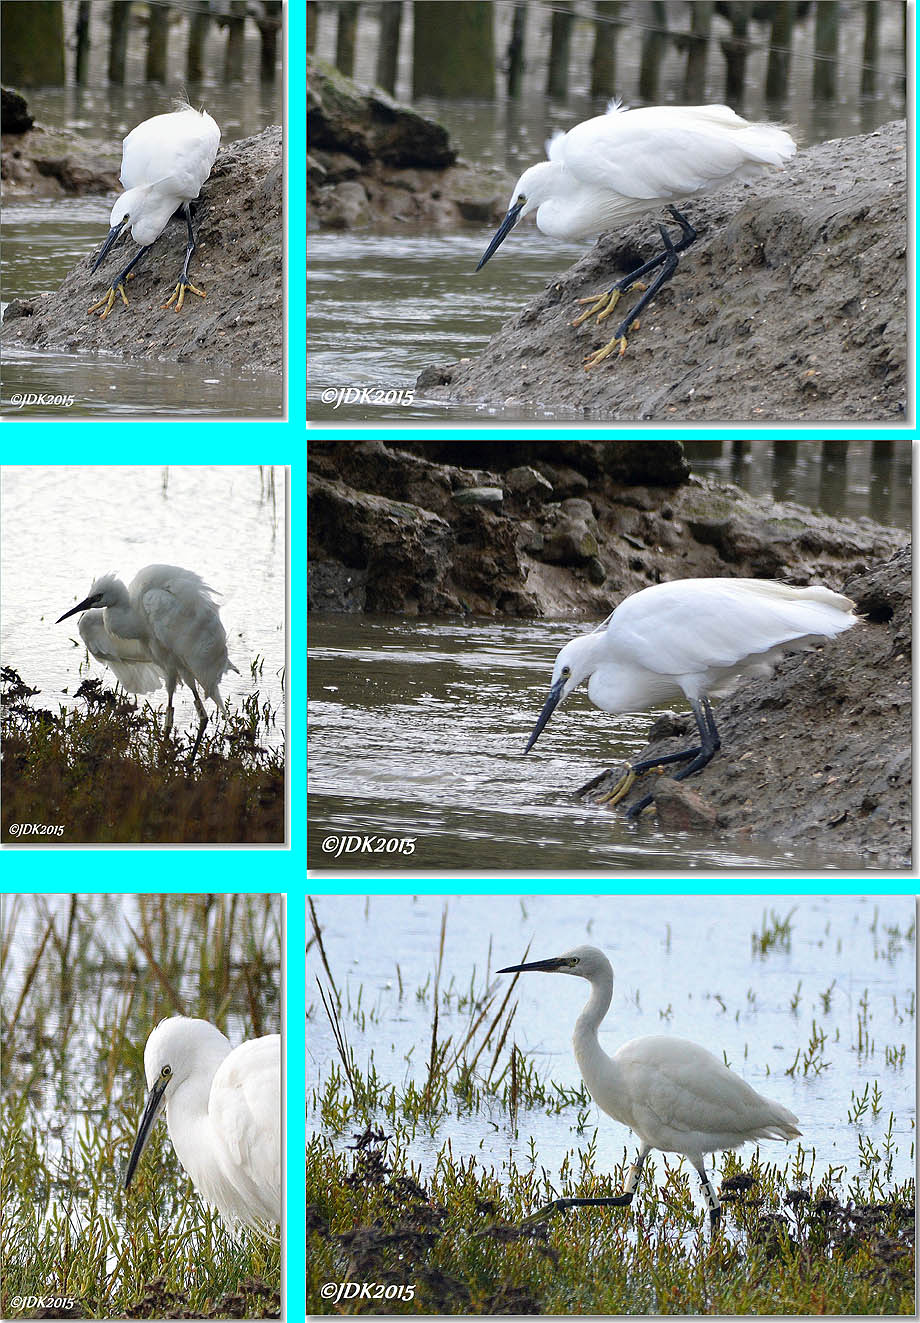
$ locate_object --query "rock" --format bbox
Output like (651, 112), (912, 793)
(307, 56), (512, 231)
(651, 779), (720, 831)
(452, 487), (504, 508)
(505, 466), (554, 501)
(2, 87), (34, 134)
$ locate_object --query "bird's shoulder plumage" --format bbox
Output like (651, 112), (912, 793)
(210, 1035), (281, 1224)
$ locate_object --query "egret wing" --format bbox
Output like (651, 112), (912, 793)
(561, 105), (794, 204)
(607, 579), (854, 678)
(77, 611), (164, 693)
(134, 565), (236, 700)
(210, 1034), (281, 1227)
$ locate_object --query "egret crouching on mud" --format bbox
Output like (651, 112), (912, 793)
(89, 104), (220, 320)
(477, 102), (796, 365)
(524, 578), (856, 817)
(125, 1017), (281, 1232)
(56, 564), (238, 758)
(499, 945), (801, 1227)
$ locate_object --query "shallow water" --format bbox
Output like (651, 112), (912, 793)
(308, 894), (916, 1193)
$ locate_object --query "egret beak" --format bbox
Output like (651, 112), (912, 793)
(124, 1072), (170, 1191)
(56, 593), (100, 623)
(524, 674), (566, 753)
(92, 218), (129, 273)
(498, 955), (571, 974)
(476, 199), (524, 270)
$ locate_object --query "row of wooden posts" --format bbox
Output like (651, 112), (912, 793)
(308, 1), (904, 105)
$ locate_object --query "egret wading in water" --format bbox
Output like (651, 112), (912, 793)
(125, 1017), (281, 1232)
(477, 102), (796, 366)
(56, 564), (238, 759)
(499, 946), (801, 1227)
(524, 578), (856, 817)
(89, 104), (220, 320)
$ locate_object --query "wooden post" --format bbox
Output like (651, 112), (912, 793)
(766, 0), (793, 102)
(224, 0), (247, 82)
(108, 0), (130, 84)
(861, 0), (878, 96)
(547, 0), (574, 100)
(812, 1), (839, 100)
(187, 5), (210, 83)
(0, 0), (66, 84)
(335, 2), (359, 77)
(638, 0), (667, 103)
(590, 1), (620, 98)
(682, 0), (711, 102)
(719, 3), (749, 108)
(376, 1), (402, 93)
(413, 2), (494, 98)
(75, 0), (91, 84)
(506, 2), (527, 99)
(256, 0), (282, 80)
(145, 1), (169, 84)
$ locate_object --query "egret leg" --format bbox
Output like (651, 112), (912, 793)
(522, 1144), (650, 1224)
(162, 203), (207, 312)
(186, 682), (210, 764)
(623, 696), (721, 819)
(88, 243), (154, 319)
(579, 207), (697, 367)
(693, 1159), (722, 1229)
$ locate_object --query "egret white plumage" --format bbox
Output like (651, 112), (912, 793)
(477, 102), (796, 365)
(56, 564), (238, 756)
(89, 105), (221, 320)
(499, 945), (801, 1226)
(125, 1017), (281, 1232)
(524, 578), (856, 816)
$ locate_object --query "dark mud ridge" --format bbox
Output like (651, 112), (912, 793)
(308, 441), (910, 869)
(308, 56), (512, 230)
(417, 119), (907, 422)
(2, 125), (282, 374)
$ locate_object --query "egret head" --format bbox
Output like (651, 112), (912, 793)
(523, 633), (602, 753)
(124, 1017), (230, 1192)
(476, 162), (556, 270)
(56, 573), (125, 622)
(499, 944), (611, 981)
(91, 200), (133, 273)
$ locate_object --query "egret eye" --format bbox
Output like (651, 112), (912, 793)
(562, 666), (571, 677)
(161, 1064), (172, 1078)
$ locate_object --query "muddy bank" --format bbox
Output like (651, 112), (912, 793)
(2, 125), (282, 374)
(307, 441), (910, 867)
(417, 120), (907, 422)
(307, 57), (511, 230)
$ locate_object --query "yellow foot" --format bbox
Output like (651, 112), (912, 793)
(584, 319), (641, 370)
(595, 767), (636, 806)
(162, 281), (206, 313)
(571, 288), (621, 328)
(88, 282), (129, 319)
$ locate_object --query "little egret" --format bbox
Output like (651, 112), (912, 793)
(525, 578), (856, 817)
(89, 104), (221, 320)
(477, 102), (795, 365)
(125, 1017), (281, 1232)
(56, 564), (238, 757)
(499, 945), (801, 1226)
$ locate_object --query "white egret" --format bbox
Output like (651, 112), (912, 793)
(124, 1016), (281, 1232)
(89, 104), (221, 319)
(499, 945), (801, 1227)
(524, 577), (856, 817)
(477, 102), (796, 365)
(56, 564), (238, 756)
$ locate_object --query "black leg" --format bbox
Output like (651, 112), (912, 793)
(694, 1160), (722, 1229)
(163, 202), (207, 311)
(523, 1147), (649, 1223)
(577, 207), (699, 365)
(624, 697), (721, 818)
(88, 243), (155, 317)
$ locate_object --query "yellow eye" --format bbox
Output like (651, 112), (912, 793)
(161, 1064), (172, 1078)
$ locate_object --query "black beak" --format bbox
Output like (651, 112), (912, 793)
(523, 674), (566, 753)
(92, 219), (129, 273)
(498, 956), (570, 975)
(124, 1072), (169, 1191)
(476, 200), (524, 271)
(56, 593), (99, 623)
